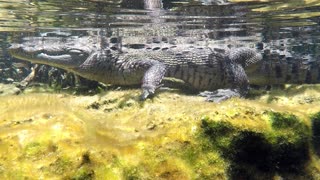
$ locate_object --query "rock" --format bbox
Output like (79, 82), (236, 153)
(311, 112), (320, 156)
(0, 86), (320, 179)
(202, 111), (310, 177)
(0, 83), (21, 96)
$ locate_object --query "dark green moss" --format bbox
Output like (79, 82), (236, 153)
(201, 119), (235, 151)
(311, 112), (320, 156)
(272, 138), (309, 173)
(123, 166), (142, 180)
(269, 112), (301, 130)
(123, 165), (148, 180)
(201, 118), (234, 138)
(229, 130), (274, 172)
(23, 142), (46, 158)
(180, 145), (199, 165)
(228, 163), (274, 180)
(48, 157), (73, 175)
(268, 112), (310, 173)
(226, 130), (279, 180)
(71, 166), (94, 180)
(227, 131), (310, 177)
(201, 119), (275, 178)
(80, 152), (91, 166)
(201, 112), (312, 179)
(87, 102), (100, 109)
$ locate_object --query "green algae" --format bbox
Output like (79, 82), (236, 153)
(71, 166), (95, 180)
(199, 110), (313, 178)
(0, 84), (320, 179)
(23, 141), (57, 158)
(201, 120), (235, 151)
(47, 156), (73, 175)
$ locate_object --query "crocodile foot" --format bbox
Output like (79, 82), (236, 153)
(140, 84), (164, 100)
(199, 89), (241, 103)
(140, 86), (155, 100)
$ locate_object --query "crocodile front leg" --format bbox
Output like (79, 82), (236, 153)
(75, 52), (167, 99)
(141, 61), (166, 100)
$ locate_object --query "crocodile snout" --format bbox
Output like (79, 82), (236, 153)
(8, 43), (21, 51)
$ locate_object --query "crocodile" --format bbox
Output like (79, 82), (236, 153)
(9, 33), (264, 102)
(10, 32), (320, 101)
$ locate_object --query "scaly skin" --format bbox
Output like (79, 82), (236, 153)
(247, 47), (320, 86)
(10, 34), (263, 102)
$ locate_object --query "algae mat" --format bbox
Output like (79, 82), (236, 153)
(0, 85), (320, 179)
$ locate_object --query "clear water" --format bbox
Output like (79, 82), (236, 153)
(1, 1), (320, 179)
(0, 0), (320, 84)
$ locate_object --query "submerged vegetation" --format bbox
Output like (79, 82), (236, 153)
(0, 84), (320, 179)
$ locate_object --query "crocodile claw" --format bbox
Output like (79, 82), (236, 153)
(140, 83), (165, 100)
(199, 89), (241, 103)
(140, 85), (156, 100)
(140, 90), (152, 100)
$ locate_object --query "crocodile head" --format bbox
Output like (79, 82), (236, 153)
(9, 36), (97, 71)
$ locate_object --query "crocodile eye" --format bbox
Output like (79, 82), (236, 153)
(66, 48), (86, 57)
(68, 49), (83, 54)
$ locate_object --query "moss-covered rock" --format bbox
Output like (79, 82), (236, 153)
(0, 84), (320, 179)
(268, 112), (310, 173)
(0, 83), (21, 96)
(311, 112), (320, 156)
(200, 111), (313, 179)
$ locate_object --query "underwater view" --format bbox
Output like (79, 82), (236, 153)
(1, 0), (320, 179)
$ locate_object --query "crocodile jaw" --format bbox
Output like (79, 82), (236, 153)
(9, 43), (89, 71)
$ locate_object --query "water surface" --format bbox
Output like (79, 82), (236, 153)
(0, 0), (320, 83)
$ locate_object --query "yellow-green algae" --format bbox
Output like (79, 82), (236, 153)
(0, 84), (320, 179)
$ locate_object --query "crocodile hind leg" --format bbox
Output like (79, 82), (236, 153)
(140, 60), (167, 100)
(199, 62), (249, 103)
(199, 48), (261, 102)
